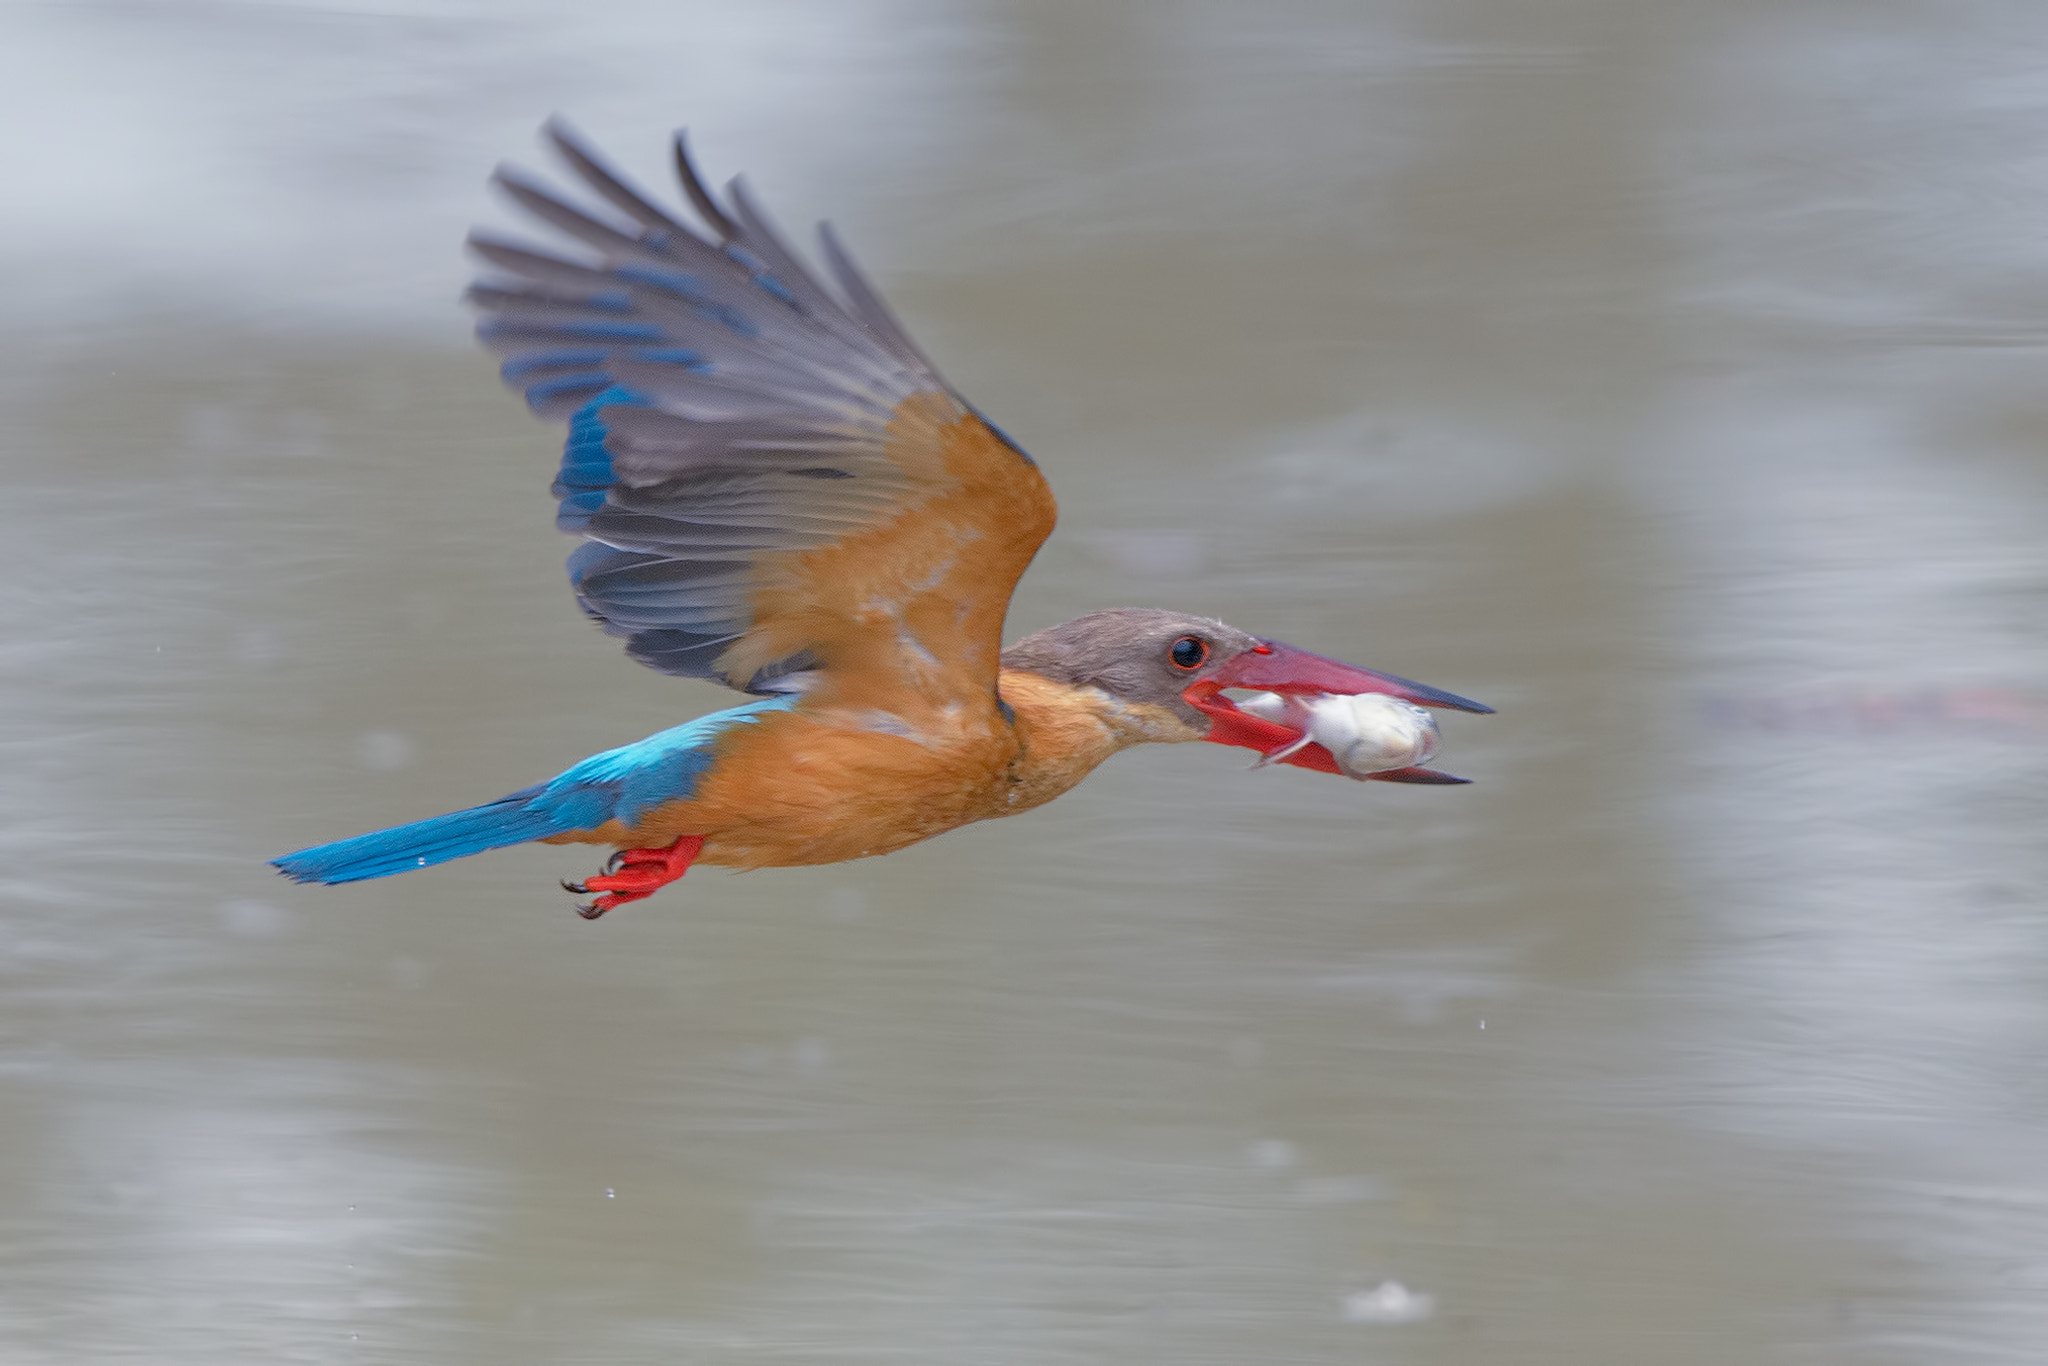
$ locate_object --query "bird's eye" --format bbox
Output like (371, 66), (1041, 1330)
(1169, 636), (1209, 670)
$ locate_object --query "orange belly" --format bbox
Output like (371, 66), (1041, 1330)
(537, 671), (1194, 870)
(540, 705), (1017, 869)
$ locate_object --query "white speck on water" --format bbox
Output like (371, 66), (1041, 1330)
(1248, 1138), (1297, 1171)
(218, 898), (288, 937)
(1343, 1281), (1435, 1325)
(355, 728), (416, 771)
(605, 1188), (615, 1199)
(1479, 1019), (1486, 1029)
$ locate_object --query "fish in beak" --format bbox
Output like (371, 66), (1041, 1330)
(1184, 640), (1492, 784)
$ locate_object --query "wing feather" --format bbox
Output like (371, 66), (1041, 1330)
(816, 220), (946, 378)
(491, 170), (649, 257)
(671, 131), (744, 242)
(542, 117), (695, 238)
(472, 122), (1056, 707)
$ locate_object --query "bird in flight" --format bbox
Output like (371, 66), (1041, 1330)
(274, 122), (1491, 917)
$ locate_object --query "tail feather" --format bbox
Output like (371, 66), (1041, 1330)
(272, 789), (560, 885)
(274, 698), (795, 886)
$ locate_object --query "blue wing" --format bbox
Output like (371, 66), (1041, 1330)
(272, 696), (794, 884)
(470, 120), (1003, 695)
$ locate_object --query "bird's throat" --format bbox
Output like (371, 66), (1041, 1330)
(993, 669), (1202, 816)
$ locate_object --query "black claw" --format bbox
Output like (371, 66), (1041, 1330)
(604, 850), (627, 874)
(575, 901), (609, 920)
(561, 879), (588, 895)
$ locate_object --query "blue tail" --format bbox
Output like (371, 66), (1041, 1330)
(272, 695), (799, 886)
(272, 790), (563, 884)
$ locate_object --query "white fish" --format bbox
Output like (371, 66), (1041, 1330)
(1235, 690), (1441, 779)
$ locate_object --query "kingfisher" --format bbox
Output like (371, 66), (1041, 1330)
(273, 121), (1491, 917)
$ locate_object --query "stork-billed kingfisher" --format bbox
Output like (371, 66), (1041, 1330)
(273, 122), (1492, 917)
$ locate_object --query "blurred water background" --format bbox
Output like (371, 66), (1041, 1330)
(2, 1), (2045, 1361)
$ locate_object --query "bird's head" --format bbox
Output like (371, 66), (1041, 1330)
(1000, 608), (1492, 783)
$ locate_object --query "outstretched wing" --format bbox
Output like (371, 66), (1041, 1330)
(470, 120), (1056, 715)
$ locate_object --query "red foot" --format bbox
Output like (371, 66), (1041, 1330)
(561, 835), (705, 919)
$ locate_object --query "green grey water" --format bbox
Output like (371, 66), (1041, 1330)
(3, 2), (2045, 1362)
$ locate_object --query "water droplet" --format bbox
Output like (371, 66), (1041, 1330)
(1343, 1281), (1435, 1324)
(219, 899), (288, 937)
(1248, 1138), (1297, 1170)
(605, 1188), (615, 1199)
(355, 729), (416, 771)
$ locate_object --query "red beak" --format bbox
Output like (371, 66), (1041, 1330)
(1184, 639), (1491, 784)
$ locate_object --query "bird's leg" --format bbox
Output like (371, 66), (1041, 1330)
(561, 835), (706, 919)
